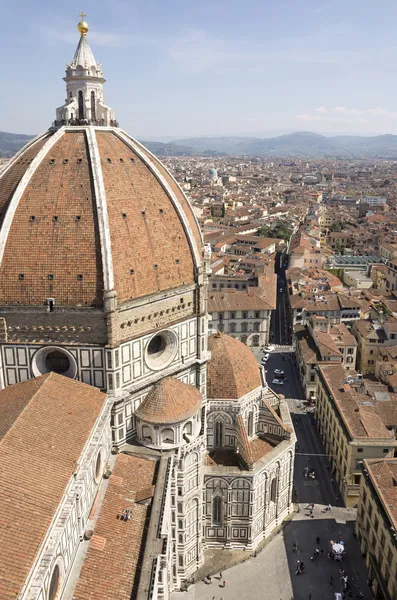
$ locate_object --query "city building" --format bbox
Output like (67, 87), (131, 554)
(295, 316), (357, 401)
(386, 259), (397, 292)
(351, 319), (397, 375)
(0, 18), (295, 599)
(343, 270), (374, 290)
(356, 458), (397, 600)
(315, 364), (396, 506)
(208, 285), (276, 347)
(361, 196), (387, 206)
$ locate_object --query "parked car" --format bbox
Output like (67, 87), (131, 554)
(272, 378), (284, 385)
(274, 369), (285, 376)
(279, 288), (283, 293)
(265, 344), (275, 352)
(261, 353), (270, 363)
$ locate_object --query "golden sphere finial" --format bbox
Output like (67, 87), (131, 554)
(77, 11), (88, 36)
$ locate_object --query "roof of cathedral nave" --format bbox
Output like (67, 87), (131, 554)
(0, 19), (202, 309)
(0, 372), (106, 599)
(135, 376), (202, 424)
(207, 333), (262, 399)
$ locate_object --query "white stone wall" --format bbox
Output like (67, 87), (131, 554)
(203, 444), (294, 550)
(173, 437), (205, 583)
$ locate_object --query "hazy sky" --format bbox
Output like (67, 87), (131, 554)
(2, 0), (397, 138)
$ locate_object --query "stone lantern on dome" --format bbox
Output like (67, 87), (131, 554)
(55, 13), (116, 126)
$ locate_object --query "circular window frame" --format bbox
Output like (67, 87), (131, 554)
(31, 346), (77, 379)
(145, 330), (178, 371)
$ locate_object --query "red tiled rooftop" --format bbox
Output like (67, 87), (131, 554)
(207, 333), (261, 399)
(73, 453), (157, 600)
(135, 377), (202, 424)
(0, 373), (105, 600)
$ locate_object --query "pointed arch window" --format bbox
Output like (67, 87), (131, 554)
(212, 496), (222, 525)
(214, 420), (224, 447)
(78, 91), (84, 120)
(271, 478), (277, 503)
(91, 91), (96, 121)
(248, 411), (254, 437)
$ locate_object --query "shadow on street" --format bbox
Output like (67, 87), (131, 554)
(283, 519), (371, 600)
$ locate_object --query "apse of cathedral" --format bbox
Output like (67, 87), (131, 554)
(0, 16), (296, 600)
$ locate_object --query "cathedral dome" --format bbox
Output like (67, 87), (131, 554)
(207, 333), (261, 399)
(0, 18), (202, 310)
(135, 377), (202, 424)
(0, 127), (202, 309)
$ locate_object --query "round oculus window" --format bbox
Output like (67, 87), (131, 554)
(145, 330), (178, 371)
(31, 346), (77, 379)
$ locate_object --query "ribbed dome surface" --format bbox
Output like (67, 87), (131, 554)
(135, 377), (202, 424)
(207, 333), (261, 399)
(0, 128), (202, 308)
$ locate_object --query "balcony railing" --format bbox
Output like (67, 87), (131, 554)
(52, 119), (119, 128)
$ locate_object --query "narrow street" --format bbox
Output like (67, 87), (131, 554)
(271, 252), (291, 346)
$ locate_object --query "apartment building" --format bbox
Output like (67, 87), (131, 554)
(352, 319), (397, 376)
(386, 259), (397, 292)
(379, 242), (397, 261)
(356, 459), (397, 600)
(208, 286), (276, 347)
(289, 294), (361, 327)
(315, 364), (396, 506)
(295, 317), (357, 401)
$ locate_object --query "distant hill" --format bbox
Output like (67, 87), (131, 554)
(142, 140), (224, 157)
(0, 131), (223, 158)
(0, 131), (34, 157)
(4, 129), (397, 158)
(170, 131), (397, 158)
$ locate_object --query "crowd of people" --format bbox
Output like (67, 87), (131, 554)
(53, 118), (119, 127)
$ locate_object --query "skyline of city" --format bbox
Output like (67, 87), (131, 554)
(2, 0), (397, 138)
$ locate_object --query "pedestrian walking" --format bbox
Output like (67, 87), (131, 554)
(310, 555), (314, 562)
(219, 571), (222, 579)
(316, 536), (320, 544)
(320, 548), (324, 555)
(329, 576), (333, 586)
(223, 580), (226, 588)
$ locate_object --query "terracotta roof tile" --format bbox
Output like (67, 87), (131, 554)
(73, 453), (157, 600)
(364, 458), (397, 530)
(0, 373), (105, 600)
(135, 376), (202, 424)
(207, 333), (261, 400)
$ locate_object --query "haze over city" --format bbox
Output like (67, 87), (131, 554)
(2, 0), (397, 138)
